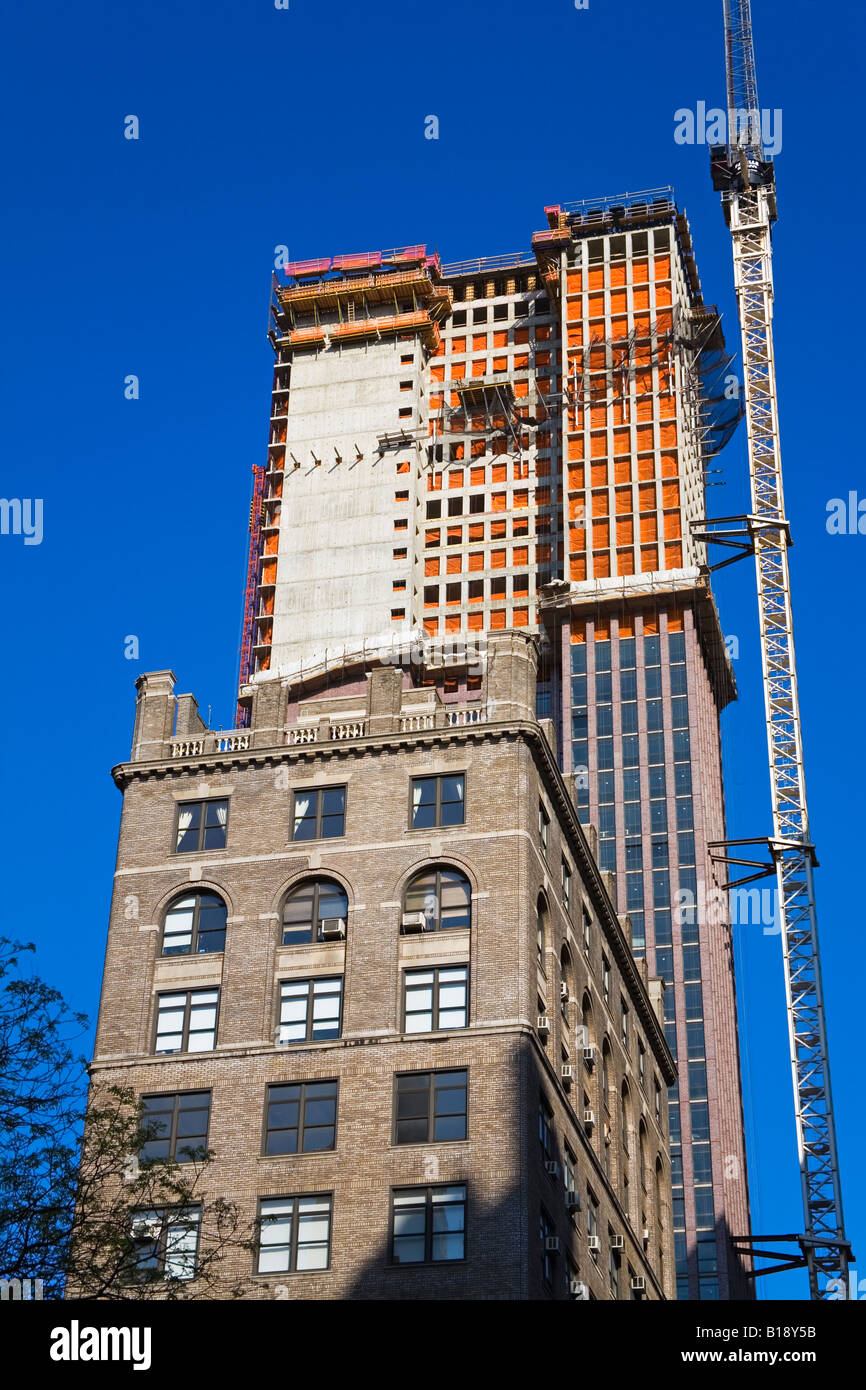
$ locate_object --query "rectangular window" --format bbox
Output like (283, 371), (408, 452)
(638, 1041), (646, 1088)
(131, 1205), (200, 1282)
(540, 1208), (556, 1286)
(621, 998), (630, 1050)
(264, 1081), (338, 1155)
(602, 956), (611, 1005)
(391, 1185), (466, 1264)
(586, 1189), (599, 1250)
(583, 907), (592, 955)
(394, 1070), (468, 1144)
(539, 801), (550, 856)
(291, 786), (346, 841)
(403, 966), (468, 1032)
(257, 1195), (332, 1274)
(175, 799), (228, 853)
(561, 857), (572, 913)
(278, 978), (343, 1044)
(140, 1091), (210, 1164)
(539, 1096), (554, 1163)
(411, 773), (465, 829)
(155, 989), (218, 1054)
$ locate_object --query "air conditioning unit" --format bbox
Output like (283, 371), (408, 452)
(569, 1279), (590, 1300)
(561, 1064), (574, 1088)
(536, 1014), (551, 1037)
(131, 1215), (162, 1241)
(583, 1045), (596, 1068)
(642, 1228), (651, 1248)
(583, 1109), (595, 1129)
(320, 918), (346, 940)
(587, 1235), (601, 1252)
(565, 1190), (582, 1213)
(545, 1160), (559, 1178)
(401, 911), (427, 933)
(544, 1236), (561, 1253)
(630, 1276), (646, 1294)
(611, 1233), (625, 1251)
(560, 982), (570, 1002)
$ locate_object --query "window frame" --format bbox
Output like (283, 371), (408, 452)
(290, 785), (347, 843)
(139, 1090), (211, 1165)
(538, 800), (550, 857)
(277, 976), (344, 1045)
(161, 891), (227, 957)
(392, 1068), (469, 1146)
(255, 1193), (333, 1276)
(409, 773), (466, 831)
(403, 865), (472, 932)
(402, 965), (469, 1034)
(561, 856), (572, 915)
(129, 1203), (201, 1284)
(281, 877), (349, 947)
(263, 1080), (339, 1157)
(389, 1183), (467, 1266)
(153, 988), (220, 1055)
(173, 798), (229, 855)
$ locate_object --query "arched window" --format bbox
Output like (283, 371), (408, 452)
(404, 867), (471, 931)
(620, 1081), (630, 1157)
(655, 1157), (665, 1230)
(581, 993), (594, 1052)
(536, 894), (549, 964)
(162, 891), (227, 956)
(282, 878), (348, 946)
(639, 1122), (649, 1191)
(560, 946), (574, 1022)
(602, 1041), (612, 1113)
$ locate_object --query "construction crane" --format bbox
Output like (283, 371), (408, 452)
(696, 0), (851, 1298)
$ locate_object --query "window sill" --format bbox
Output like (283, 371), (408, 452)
(257, 1151), (337, 1162)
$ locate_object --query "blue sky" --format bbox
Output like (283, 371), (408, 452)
(1, 0), (862, 1300)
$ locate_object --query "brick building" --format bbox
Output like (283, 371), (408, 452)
(91, 633), (675, 1299)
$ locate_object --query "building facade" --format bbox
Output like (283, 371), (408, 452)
(237, 191), (751, 1297)
(91, 635), (675, 1298)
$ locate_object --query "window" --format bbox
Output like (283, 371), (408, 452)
(638, 1040), (646, 1088)
(538, 801), (550, 856)
(587, 1189), (599, 1254)
(404, 866), (471, 930)
(155, 989), (218, 1054)
(391, 1185), (466, 1264)
(561, 858), (572, 914)
(468, 493), (485, 513)
(140, 1092), (210, 1164)
(411, 774), (465, 829)
(264, 1081), (338, 1155)
(282, 878), (348, 945)
(403, 966), (468, 1032)
(175, 799), (228, 853)
(537, 898), (547, 963)
(654, 1079), (662, 1123)
(564, 1146), (577, 1197)
(394, 1070), (468, 1144)
(608, 1240), (621, 1298)
(621, 998), (630, 1050)
(162, 891), (226, 955)
(540, 1208), (556, 1287)
(291, 786), (346, 841)
(582, 907), (592, 955)
(602, 955), (611, 1005)
(538, 1096), (554, 1164)
(278, 978), (343, 1043)
(257, 1195), (331, 1274)
(131, 1206), (200, 1282)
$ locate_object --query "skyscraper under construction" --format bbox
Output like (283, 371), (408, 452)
(239, 189), (751, 1299)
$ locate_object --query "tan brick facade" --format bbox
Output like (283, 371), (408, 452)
(92, 634), (675, 1299)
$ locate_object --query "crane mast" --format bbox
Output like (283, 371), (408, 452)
(707, 0), (850, 1298)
